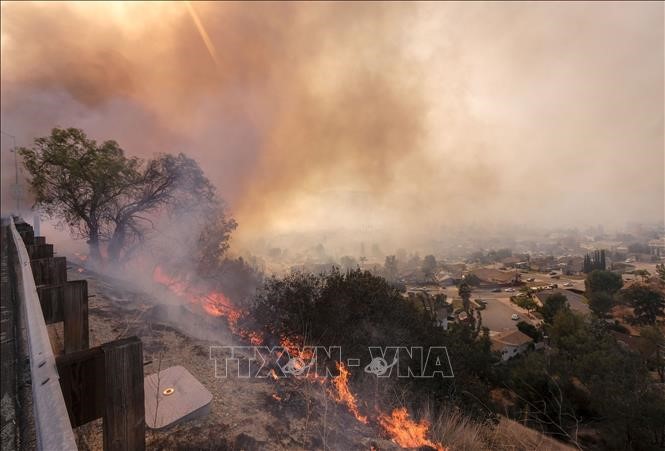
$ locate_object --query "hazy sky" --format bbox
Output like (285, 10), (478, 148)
(1, 2), (663, 249)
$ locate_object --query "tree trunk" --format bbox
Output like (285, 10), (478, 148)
(108, 224), (126, 263)
(88, 229), (102, 262)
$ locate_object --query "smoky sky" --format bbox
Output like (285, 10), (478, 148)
(1, 1), (663, 250)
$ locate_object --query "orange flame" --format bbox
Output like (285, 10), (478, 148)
(154, 266), (237, 318)
(378, 407), (445, 451)
(280, 336), (301, 357)
(74, 252), (88, 262)
(331, 362), (368, 424)
(153, 266), (263, 344)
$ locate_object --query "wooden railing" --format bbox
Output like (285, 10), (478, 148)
(7, 218), (145, 450)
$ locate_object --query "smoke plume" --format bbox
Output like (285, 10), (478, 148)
(1, 2), (663, 253)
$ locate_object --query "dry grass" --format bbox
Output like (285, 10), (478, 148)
(421, 405), (490, 451)
(421, 405), (577, 451)
(485, 417), (577, 451)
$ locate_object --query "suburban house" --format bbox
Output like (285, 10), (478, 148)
(501, 256), (525, 268)
(470, 268), (520, 287)
(491, 330), (534, 361)
(648, 236), (665, 258)
(610, 331), (658, 359)
(528, 255), (557, 272)
(533, 288), (590, 315)
(433, 298), (451, 330)
(435, 271), (457, 287)
(440, 263), (465, 283)
(557, 256), (584, 274)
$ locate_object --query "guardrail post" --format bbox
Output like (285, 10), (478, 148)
(31, 257), (67, 286)
(37, 284), (65, 324)
(36, 281), (90, 353)
(63, 280), (89, 353)
(103, 336), (145, 451)
(27, 244), (54, 260)
(57, 336), (146, 450)
(57, 347), (105, 427)
(15, 223), (34, 245)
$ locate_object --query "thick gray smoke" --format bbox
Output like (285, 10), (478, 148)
(1, 2), (663, 254)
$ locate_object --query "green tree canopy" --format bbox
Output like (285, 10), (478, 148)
(509, 310), (665, 448)
(589, 291), (614, 319)
(458, 281), (473, 314)
(383, 255), (398, 282)
(656, 263), (665, 282)
(538, 292), (569, 324)
(421, 254), (437, 279)
(339, 255), (358, 272)
(19, 127), (232, 262)
(621, 284), (665, 325)
(585, 269), (623, 296)
(516, 321), (542, 341)
(463, 273), (481, 287)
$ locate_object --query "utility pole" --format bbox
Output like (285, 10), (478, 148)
(1, 129), (20, 213)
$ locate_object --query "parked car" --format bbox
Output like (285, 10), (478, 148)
(563, 282), (573, 287)
(492, 288), (502, 293)
(504, 288), (515, 292)
(511, 314), (520, 321)
(526, 277), (535, 282)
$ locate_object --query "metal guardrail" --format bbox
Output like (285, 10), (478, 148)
(9, 218), (77, 450)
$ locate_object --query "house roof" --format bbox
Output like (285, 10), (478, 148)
(471, 268), (516, 284)
(610, 331), (655, 357)
(533, 289), (589, 314)
(491, 329), (533, 347)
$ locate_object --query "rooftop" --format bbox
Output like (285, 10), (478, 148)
(491, 329), (533, 348)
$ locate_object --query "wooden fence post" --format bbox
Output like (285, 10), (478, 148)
(27, 243), (54, 260)
(57, 347), (105, 427)
(57, 336), (146, 450)
(31, 257), (67, 286)
(63, 280), (89, 353)
(102, 337), (145, 451)
(37, 284), (65, 324)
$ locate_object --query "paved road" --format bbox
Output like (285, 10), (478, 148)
(471, 286), (538, 333)
(438, 269), (594, 333)
(479, 297), (527, 332)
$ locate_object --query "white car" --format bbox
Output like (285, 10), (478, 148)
(563, 282), (573, 287)
(511, 314), (520, 321)
(504, 288), (515, 292)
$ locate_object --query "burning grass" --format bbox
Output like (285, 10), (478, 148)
(152, 265), (452, 449)
(331, 362), (368, 424)
(153, 265), (263, 345)
(378, 407), (446, 451)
